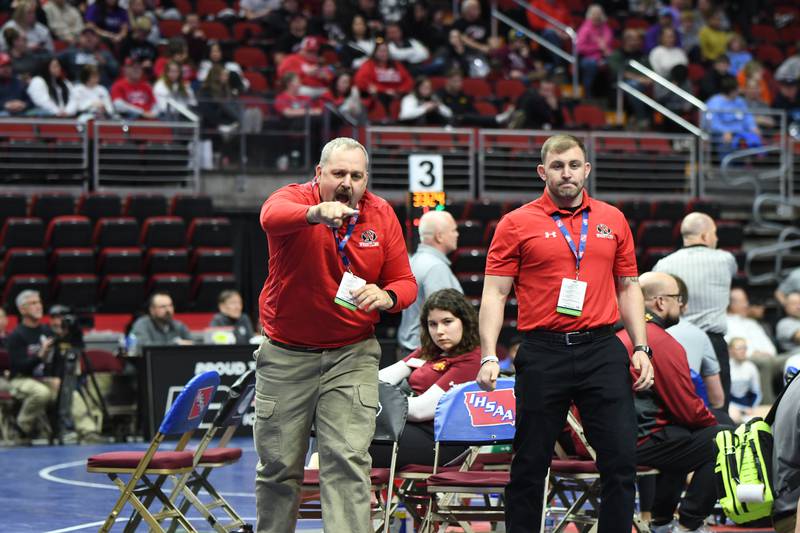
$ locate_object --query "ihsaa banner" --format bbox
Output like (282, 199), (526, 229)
(433, 378), (516, 443)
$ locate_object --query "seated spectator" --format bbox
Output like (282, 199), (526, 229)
(241, 0), (280, 22)
(699, 54), (731, 101)
(209, 290), (255, 344)
(3, 28), (42, 81)
(264, 0), (302, 37)
(197, 42), (250, 94)
(743, 77), (776, 128)
(351, 0), (384, 35)
(118, 16), (158, 70)
(725, 287), (777, 358)
(492, 29), (547, 83)
(27, 57), (77, 117)
(153, 60), (197, 117)
(526, 0), (573, 70)
(510, 79), (565, 130)
(130, 292), (193, 348)
(698, 10), (731, 62)
(774, 79), (800, 128)
(436, 66), (513, 128)
(704, 74), (761, 155)
(181, 14), (207, 66)
(398, 76), (451, 126)
(371, 288), (481, 467)
(401, 1), (448, 64)
(197, 64), (247, 164)
(575, 4), (613, 98)
(727, 337), (762, 423)
(274, 71), (323, 118)
(42, 0), (84, 45)
(775, 43), (800, 86)
(679, 9), (701, 61)
(667, 275), (725, 410)
(725, 33), (752, 76)
(278, 36), (334, 99)
(111, 57), (158, 119)
(340, 14), (375, 69)
(772, 370), (800, 533)
(0, 52), (30, 116)
(451, 0), (490, 59)
(0, 0), (54, 53)
(354, 39), (413, 111)
(59, 27), (119, 88)
(273, 13), (309, 64)
(85, 0), (129, 45)
(649, 27), (688, 79)
(609, 28), (653, 129)
(644, 6), (681, 53)
(777, 269), (800, 306)
(72, 64), (116, 118)
(7, 291), (101, 443)
(322, 70), (368, 126)
(657, 65), (695, 130)
(309, 0), (347, 47)
(618, 272), (725, 533)
(127, 0), (160, 46)
(385, 21), (429, 72)
(153, 37), (195, 82)
(737, 60), (772, 105)
(777, 292), (800, 353)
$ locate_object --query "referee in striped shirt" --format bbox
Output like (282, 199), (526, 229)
(653, 212), (737, 407)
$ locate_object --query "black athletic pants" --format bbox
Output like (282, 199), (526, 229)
(707, 332), (731, 409)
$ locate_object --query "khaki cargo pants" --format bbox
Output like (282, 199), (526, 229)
(253, 336), (381, 533)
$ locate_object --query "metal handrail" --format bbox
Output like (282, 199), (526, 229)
(165, 96), (199, 123)
(744, 229), (800, 284)
(628, 60), (707, 110)
(752, 193), (800, 232)
(720, 145), (787, 198)
(494, 0), (579, 96)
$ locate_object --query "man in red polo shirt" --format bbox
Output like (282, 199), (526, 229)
(253, 137), (417, 533)
(477, 134), (653, 533)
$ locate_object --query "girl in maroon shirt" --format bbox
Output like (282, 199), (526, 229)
(371, 288), (481, 467)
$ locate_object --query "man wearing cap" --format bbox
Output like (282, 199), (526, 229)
(118, 17), (158, 70)
(253, 137), (416, 533)
(0, 51), (29, 116)
(476, 134), (653, 533)
(110, 57), (158, 118)
(42, 0), (84, 44)
(59, 27), (119, 86)
(276, 35), (333, 98)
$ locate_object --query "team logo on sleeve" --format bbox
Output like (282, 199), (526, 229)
(595, 223), (615, 239)
(432, 360), (449, 372)
(358, 229), (380, 247)
(189, 386), (215, 419)
(463, 389), (516, 427)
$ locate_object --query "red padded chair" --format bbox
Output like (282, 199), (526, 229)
(234, 46), (269, 70)
(45, 215), (92, 249)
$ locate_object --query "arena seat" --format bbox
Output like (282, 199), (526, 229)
(52, 274), (98, 309)
(29, 192), (75, 222)
(685, 198), (721, 219)
(457, 273), (484, 298)
(465, 200), (504, 224)
(233, 21), (262, 42)
(716, 221), (744, 249)
(50, 248), (94, 275)
(0, 217), (45, 251)
(495, 79), (526, 102)
(638, 247), (674, 273)
(140, 216), (187, 249)
(77, 192), (123, 221)
(93, 218), (139, 248)
(461, 77), (492, 99)
(170, 195), (214, 221)
(242, 71), (269, 93)
(123, 194), (168, 223)
(145, 248), (190, 275)
(451, 247), (488, 274)
(158, 19), (182, 38)
(636, 220), (676, 249)
(0, 193), (27, 226)
(3, 274), (49, 309)
(197, 0), (228, 18)
(98, 247), (143, 276)
(456, 220), (485, 247)
(99, 274), (146, 312)
(571, 104), (607, 129)
(199, 21), (230, 41)
(617, 200), (651, 223)
(234, 46), (269, 70)
(192, 273), (236, 311)
(191, 247), (234, 274)
(2, 248), (47, 278)
(149, 273), (192, 309)
(650, 200), (686, 222)
(45, 215), (92, 249)
(187, 218), (233, 248)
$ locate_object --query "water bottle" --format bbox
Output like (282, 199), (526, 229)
(389, 504), (413, 533)
(126, 333), (138, 357)
(290, 150), (301, 168)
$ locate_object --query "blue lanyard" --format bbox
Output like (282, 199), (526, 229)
(551, 210), (589, 278)
(332, 212), (359, 270)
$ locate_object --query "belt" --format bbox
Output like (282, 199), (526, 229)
(524, 325), (616, 346)
(268, 338), (326, 353)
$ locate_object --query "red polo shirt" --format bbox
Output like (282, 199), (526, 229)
(486, 191), (638, 332)
(259, 181), (417, 348)
(404, 346), (481, 395)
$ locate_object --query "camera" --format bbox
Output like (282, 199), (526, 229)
(48, 305), (92, 345)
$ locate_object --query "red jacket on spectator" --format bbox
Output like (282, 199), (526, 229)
(277, 53), (334, 89)
(110, 77), (156, 112)
(354, 59), (413, 95)
(526, 0), (572, 32)
(274, 91), (323, 115)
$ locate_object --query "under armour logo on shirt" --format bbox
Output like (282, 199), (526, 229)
(544, 231), (557, 238)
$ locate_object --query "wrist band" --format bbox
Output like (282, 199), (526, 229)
(480, 355), (499, 366)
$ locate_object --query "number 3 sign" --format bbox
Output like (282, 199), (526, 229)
(408, 154), (443, 192)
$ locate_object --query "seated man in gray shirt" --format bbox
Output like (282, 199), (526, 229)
(776, 268), (800, 306)
(777, 292), (800, 354)
(130, 292), (193, 351)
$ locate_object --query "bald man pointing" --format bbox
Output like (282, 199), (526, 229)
(653, 211), (737, 407)
(397, 210), (462, 357)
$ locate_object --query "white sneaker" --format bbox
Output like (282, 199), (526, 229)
(650, 520), (676, 533)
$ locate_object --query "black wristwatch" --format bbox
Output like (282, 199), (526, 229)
(633, 345), (653, 359)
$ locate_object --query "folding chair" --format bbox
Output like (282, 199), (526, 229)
(167, 369), (256, 533)
(298, 381), (408, 533)
(420, 378), (516, 533)
(86, 370), (220, 532)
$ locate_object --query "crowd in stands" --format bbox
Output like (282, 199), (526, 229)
(0, 0), (797, 147)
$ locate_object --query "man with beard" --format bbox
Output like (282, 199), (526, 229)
(254, 137), (416, 533)
(618, 272), (724, 533)
(129, 292), (193, 348)
(476, 134), (653, 533)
